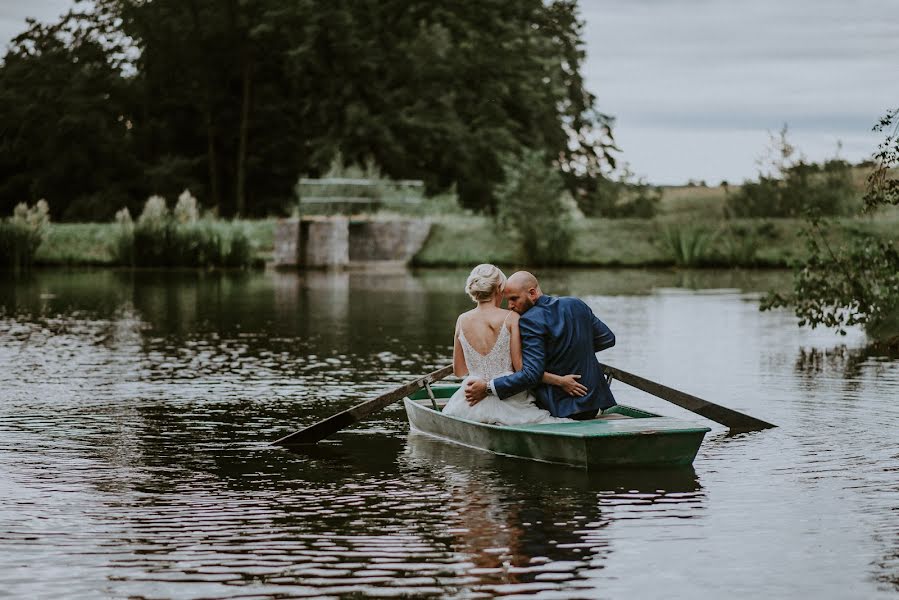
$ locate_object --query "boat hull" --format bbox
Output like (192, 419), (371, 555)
(404, 385), (710, 469)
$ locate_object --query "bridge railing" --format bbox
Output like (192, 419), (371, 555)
(296, 177), (424, 216)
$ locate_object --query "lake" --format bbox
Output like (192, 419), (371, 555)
(1, 268), (897, 599)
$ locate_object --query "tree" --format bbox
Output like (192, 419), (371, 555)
(495, 149), (577, 265)
(762, 109), (899, 349)
(1, 0), (613, 218)
(0, 7), (139, 220)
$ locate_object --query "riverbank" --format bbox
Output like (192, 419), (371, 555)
(30, 214), (896, 269)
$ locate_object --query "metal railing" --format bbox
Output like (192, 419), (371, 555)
(297, 178), (424, 215)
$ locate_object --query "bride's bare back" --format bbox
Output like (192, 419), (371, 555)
(459, 307), (511, 354)
(453, 305), (522, 378)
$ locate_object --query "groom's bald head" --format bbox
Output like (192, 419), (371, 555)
(504, 271), (542, 314)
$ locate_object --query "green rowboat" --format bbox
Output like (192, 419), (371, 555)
(404, 384), (711, 469)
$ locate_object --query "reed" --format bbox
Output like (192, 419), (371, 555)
(661, 224), (719, 267)
(0, 200), (49, 271)
(114, 192), (256, 268)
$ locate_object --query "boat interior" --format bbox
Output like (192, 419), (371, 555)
(407, 384), (646, 420)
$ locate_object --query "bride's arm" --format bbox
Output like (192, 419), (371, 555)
(509, 312), (523, 371)
(453, 316), (468, 377)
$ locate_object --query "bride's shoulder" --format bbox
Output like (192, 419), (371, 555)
(456, 309), (475, 326)
(504, 309), (520, 325)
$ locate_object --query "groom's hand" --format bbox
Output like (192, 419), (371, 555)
(465, 378), (488, 405)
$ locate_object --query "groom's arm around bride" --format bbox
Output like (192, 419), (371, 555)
(465, 271), (616, 420)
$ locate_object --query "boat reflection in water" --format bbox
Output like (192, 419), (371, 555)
(399, 432), (705, 597)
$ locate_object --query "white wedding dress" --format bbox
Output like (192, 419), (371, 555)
(442, 317), (571, 425)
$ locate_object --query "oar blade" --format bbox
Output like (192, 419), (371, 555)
(600, 363), (775, 432)
(273, 365), (454, 446)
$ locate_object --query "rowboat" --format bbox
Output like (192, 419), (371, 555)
(404, 384), (711, 469)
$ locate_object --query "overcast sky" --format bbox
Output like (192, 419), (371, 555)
(3, 0), (898, 184)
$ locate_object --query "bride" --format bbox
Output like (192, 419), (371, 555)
(442, 264), (582, 425)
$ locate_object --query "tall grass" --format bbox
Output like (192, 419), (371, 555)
(661, 225), (718, 267)
(114, 191), (256, 268)
(0, 200), (49, 271)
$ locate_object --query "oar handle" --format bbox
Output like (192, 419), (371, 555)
(273, 365), (454, 446)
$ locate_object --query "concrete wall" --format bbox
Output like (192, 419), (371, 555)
(273, 217), (431, 269)
(348, 219), (431, 263)
(273, 219), (301, 268)
(303, 217), (349, 268)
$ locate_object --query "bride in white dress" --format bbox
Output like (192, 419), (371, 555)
(442, 264), (583, 425)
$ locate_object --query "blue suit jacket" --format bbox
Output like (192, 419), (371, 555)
(493, 295), (616, 417)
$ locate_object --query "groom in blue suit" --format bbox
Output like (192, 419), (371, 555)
(464, 271), (616, 419)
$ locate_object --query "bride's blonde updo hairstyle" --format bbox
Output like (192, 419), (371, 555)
(465, 264), (506, 303)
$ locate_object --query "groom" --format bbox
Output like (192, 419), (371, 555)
(464, 271), (616, 419)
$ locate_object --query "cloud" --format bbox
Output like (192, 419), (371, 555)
(580, 0), (899, 181)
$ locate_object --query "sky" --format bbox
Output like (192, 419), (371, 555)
(2, 0), (898, 185)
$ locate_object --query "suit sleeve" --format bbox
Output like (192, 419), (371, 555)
(493, 316), (545, 400)
(591, 311), (616, 352)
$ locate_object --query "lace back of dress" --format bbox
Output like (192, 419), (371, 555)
(459, 316), (514, 381)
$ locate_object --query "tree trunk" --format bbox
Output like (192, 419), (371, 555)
(206, 113), (221, 214)
(236, 57), (251, 217)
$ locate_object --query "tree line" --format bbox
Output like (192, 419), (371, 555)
(0, 0), (615, 221)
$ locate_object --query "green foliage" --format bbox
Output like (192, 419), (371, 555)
(578, 166), (662, 218)
(1, 0), (613, 219)
(714, 222), (780, 267)
(762, 220), (899, 343)
(0, 200), (50, 270)
(660, 225), (718, 267)
(114, 194), (255, 268)
(495, 150), (577, 265)
(865, 108), (899, 209)
(763, 111), (899, 348)
(0, 10), (139, 221)
(726, 127), (858, 218)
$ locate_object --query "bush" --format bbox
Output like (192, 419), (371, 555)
(579, 167), (662, 219)
(114, 192), (255, 268)
(726, 127), (858, 218)
(763, 110), (899, 349)
(0, 200), (50, 270)
(495, 150), (577, 265)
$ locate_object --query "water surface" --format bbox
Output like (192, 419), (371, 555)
(1, 268), (897, 598)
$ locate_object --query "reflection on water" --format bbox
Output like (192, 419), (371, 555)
(0, 268), (897, 598)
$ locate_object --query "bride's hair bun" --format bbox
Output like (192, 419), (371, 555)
(465, 264), (506, 303)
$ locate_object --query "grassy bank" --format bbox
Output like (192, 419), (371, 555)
(30, 213), (897, 269)
(35, 219), (277, 266)
(413, 215), (898, 268)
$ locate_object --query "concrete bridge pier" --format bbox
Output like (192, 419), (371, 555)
(273, 217), (430, 269)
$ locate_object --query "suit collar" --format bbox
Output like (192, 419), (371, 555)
(535, 294), (552, 307)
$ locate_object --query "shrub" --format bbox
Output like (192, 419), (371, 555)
(0, 200), (50, 270)
(726, 127), (858, 218)
(114, 193), (255, 268)
(717, 222), (778, 267)
(495, 150), (577, 265)
(578, 166), (661, 218)
(764, 110), (899, 349)
(114, 208), (134, 266)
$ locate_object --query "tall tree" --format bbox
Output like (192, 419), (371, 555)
(0, 8), (138, 220)
(1, 0), (613, 218)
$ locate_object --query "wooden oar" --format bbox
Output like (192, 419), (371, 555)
(273, 365), (454, 446)
(599, 362), (775, 432)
